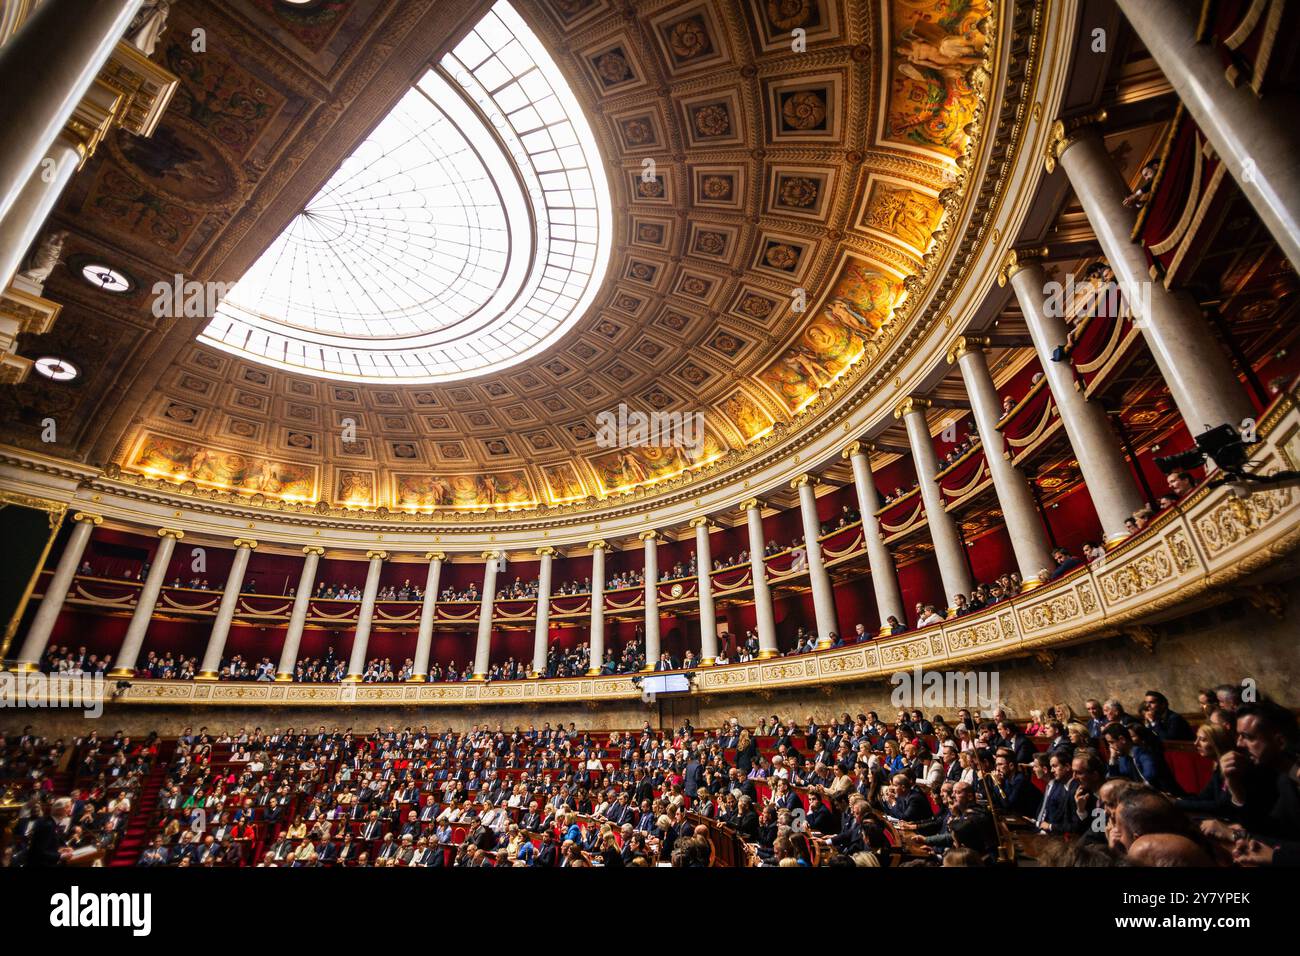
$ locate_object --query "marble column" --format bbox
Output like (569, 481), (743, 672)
(792, 474), (839, 647)
(196, 538), (256, 680)
(343, 550), (386, 681)
(410, 551), (444, 682)
(530, 546), (555, 678)
(1114, 0), (1300, 270)
(841, 443), (906, 632)
(275, 546), (323, 681)
(1001, 250), (1145, 545)
(950, 337), (1055, 585)
(896, 398), (975, 611)
(586, 541), (607, 676)
(1048, 117), (1254, 437)
(471, 551), (499, 680)
(14, 511), (101, 670)
(0, 0), (141, 223)
(640, 530), (661, 670)
(690, 517), (718, 665)
(742, 499), (779, 659)
(110, 528), (182, 676)
(0, 129), (80, 290)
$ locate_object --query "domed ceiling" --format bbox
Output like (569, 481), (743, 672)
(3, 0), (1004, 518)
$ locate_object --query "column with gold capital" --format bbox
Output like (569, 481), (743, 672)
(471, 551), (500, 680)
(197, 538), (257, 680)
(949, 337), (1054, 586)
(841, 442), (906, 632)
(530, 546), (557, 678)
(640, 530), (662, 670)
(1001, 249), (1144, 545)
(1045, 115), (1253, 438)
(690, 517), (718, 665)
(792, 474), (839, 647)
(276, 546), (324, 680)
(896, 397), (975, 611)
(343, 550), (386, 681)
(111, 528), (182, 677)
(14, 511), (102, 670)
(742, 499), (779, 659)
(410, 551), (445, 682)
(586, 541), (607, 676)
(0, 0), (143, 224)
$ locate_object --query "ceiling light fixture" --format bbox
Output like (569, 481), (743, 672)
(80, 263), (131, 293)
(33, 356), (79, 381)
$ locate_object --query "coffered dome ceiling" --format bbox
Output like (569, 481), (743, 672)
(4, 0), (1015, 520)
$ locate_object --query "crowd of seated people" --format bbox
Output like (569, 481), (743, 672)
(38, 646), (114, 676)
(8, 678), (1295, 869)
(3, 729), (156, 867)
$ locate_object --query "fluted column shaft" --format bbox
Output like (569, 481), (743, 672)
(531, 547), (555, 677)
(691, 518), (718, 664)
(641, 531), (661, 670)
(410, 552), (444, 681)
(15, 511), (100, 669)
(111, 529), (181, 676)
(743, 501), (779, 658)
(953, 341), (1055, 583)
(793, 476), (839, 646)
(344, 550), (386, 680)
(586, 542), (606, 675)
(898, 400), (975, 610)
(197, 539), (256, 679)
(0, 130), (80, 290)
(472, 552), (499, 679)
(276, 547), (322, 680)
(843, 445), (906, 630)
(1005, 255), (1144, 544)
(0, 0), (141, 223)
(1052, 124), (1253, 436)
(1113, 0), (1300, 270)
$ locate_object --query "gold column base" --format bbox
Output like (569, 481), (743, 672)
(1019, 576), (1044, 593)
(878, 625), (893, 637)
(9, 662), (39, 673)
(1104, 532), (1131, 549)
(756, 649), (778, 660)
(585, 668), (601, 677)
(406, 675), (426, 683)
(274, 673), (295, 682)
(341, 674), (362, 683)
(195, 671), (219, 681)
(640, 665), (655, 673)
(815, 639), (833, 650)
(527, 672), (541, 680)
(470, 673), (487, 682)
(698, 657), (714, 667)
(107, 667), (135, 678)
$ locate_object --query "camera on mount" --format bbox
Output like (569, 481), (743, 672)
(1154, 423), (1251, 476)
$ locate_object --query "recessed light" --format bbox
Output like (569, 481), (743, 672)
(33, 356), (78, 381)
(80, 263), (130, 293)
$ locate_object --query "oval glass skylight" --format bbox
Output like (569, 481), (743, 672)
(199, 0), (611, 383)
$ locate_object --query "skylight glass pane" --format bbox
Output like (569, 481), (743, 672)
(198, 0), (611, 384)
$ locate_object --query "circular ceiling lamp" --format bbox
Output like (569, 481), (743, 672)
(80, 263), (131, 293)
(33, 356), (79, 381)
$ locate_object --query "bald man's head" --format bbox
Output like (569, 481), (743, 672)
(1113, 790), (1187, 852)
(1126, 833), (1213, 867)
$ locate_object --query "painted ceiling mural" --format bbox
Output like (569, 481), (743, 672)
(3, 0), (1000, 515)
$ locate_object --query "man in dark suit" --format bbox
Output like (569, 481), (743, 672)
(883, 774), (934, 823)
(1143, 690), (1194, 741)
(1068, 751), (1107, 841)
(989, 749), (1041, 816)
(534, 831), (558, 867)
(1034, 751), (1075, 834)
(683, 752), (706, 797)
(24, 798), (73, 866)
